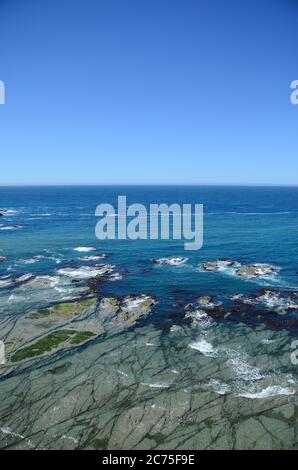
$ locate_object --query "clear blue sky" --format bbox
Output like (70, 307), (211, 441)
(0, 0), (297, 185)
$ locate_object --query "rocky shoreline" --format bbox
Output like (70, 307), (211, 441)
(201, 259), (279, 278)
(0, 253), (297, 450)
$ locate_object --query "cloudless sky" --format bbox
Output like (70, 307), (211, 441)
(0, 0), (297, 185)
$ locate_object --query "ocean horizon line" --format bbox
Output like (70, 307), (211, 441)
(1, 183), (298, 188)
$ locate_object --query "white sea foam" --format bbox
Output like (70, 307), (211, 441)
(223, 349), (264, 381)
(0, 426), (36, 449)
(117, 370), (129, 377)
(18, 275), (61, 289)
(0, 225), (22, 231)
(122, 295), (153, 310)
(189, 339), (216, 356)
(170, 325), (181, 332)
(237, 385), (295, 399)
(15, 273), (34, 283)
(6, 209), (18, 215)
(208, 379), (231, 395)
(141, 382), (170, 389)
(207, 377), (295, 399)
(205, 344), (296, 400)
(61, 435), (78, 444)
(73, 246), (96, 252)
(16, 257), (39, 265)
(108, 272), (123, 281)
(229, 358), (263, 382)
(0, 209), (18, 216)
(185, 309), (213, 328)
(257, 290), (298, 312)
(0, 275), (88, 315)
(58, 264), (115, 279)
(0, 277), (13, 289)
(58, 267), (104, 279)
(211, 264), (282, 289)
(154, 257), (188, 266)
(78, 254), (109, 261)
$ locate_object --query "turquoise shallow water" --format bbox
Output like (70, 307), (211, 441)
(0, 186), (297, 449)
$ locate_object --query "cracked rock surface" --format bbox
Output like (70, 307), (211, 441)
(0, 300), (297, 449)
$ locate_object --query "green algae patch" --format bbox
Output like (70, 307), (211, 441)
(11, 330), (74, 362)
(139, 299), (154, 309)
(28, 298), (97, 319)
(70, 331), (95, 345)
(28, 309), (51, 319)
(10, 328), (96, 363)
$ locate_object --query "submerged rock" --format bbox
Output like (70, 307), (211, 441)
(17, 275), (59, 289)
(201, 260), (279, 279)
(153, 257), (188, 266)
(202, 260), (241, 271)
(197, 295), (213, 305)
(79, 254), (111, 261)
(122, 294), (156, 312)
(57, 264), (116, 280)
(180, 287), (298, 332)
(236, 264), (278, 278)
(0, 306), (296, 450)
(235, 288), (298, 314)
(0, 208), (8, 216)
(98, 294), (157, 334)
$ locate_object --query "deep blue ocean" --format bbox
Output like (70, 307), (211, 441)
(1, 185), (298, 322)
